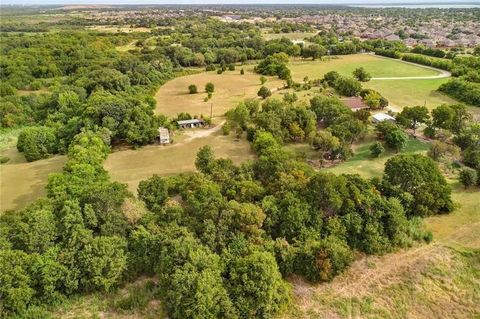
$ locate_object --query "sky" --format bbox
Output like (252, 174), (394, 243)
(2, 0), (479, 5)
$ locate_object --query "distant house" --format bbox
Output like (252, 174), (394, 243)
(341, 97), (369, 112)
(372, 113), (395, 123)
(385, 34), (400, 41)
(404, 38), (417, 47)
(292, 40), (305, 45)
(177, 118), (205, 129)
(158, 127), (170, 144)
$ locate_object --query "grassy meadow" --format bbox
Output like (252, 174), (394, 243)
(288, 54), (439, 81)
(364, 78), (457, 110)
(104, 128), (255, 194)
(154, 65), (283, 117)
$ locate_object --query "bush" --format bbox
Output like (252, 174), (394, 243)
(228, 64), (235, 71)
(240, 68), (245, 75)
(257, 86), (272, 99)
(459, 167), (477, 187)
(205, 64), (216, 71)
(17, 126), (57, 162)
(353, 67), (371, 82)
(370, 141), (385, 157)
(188, 84), (198, 94)
(205, 82), (215, 93)
(295, 237), (354, 282)
(332, 76), (362, 97)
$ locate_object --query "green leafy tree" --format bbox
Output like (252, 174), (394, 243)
(353, 67), (371, 82)
(17, 126), (57, 162)
(396, 106), (430, 136)
(195, 145), (215, 174)
(188, 84), (198, 94)
(227, 251), (291, 319)
(459, 167), (477, 188)
(333, 77), (362, 97)
(138, 175), (169, 211)
(257, 86), (272, 99)
(370, 141), (385, 157)
(385, 128), (408, 152)
(383, 154), (453, 216)
(205, 82), (215, 94)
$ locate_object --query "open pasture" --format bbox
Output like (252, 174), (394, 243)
(364, 78), (458, 110)
(288, 54), (440, 81)
(104, 129), (255, 194)
(154, 66), (283, 117)
(0, 148), (66, 212)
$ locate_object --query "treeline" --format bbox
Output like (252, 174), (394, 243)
(439, 79), (480, 107)
(0, 32), (174, 159)
(1, 129), (132, 317)
(401, 53), (453, 71)
(411, 45), (447, 58)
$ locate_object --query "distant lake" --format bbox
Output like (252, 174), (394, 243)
(350, 4), (480, 8)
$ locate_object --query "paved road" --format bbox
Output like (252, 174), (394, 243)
(371, 55), (452, 80)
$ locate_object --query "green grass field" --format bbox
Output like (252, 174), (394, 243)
(364, 78), (457, 110)
(288, 54), (439, 81)
(324, 137), (430, 178)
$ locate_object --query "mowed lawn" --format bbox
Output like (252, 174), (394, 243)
(104, 130), (255, 194)
(154, 66), (283, 117)
(324, 137), (430, 178)
(288, 54), (439, 81)
(364, 78), (457, 110)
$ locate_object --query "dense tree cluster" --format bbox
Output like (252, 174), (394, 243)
(0, 130), (131, 317)
(425, 103), (480, 187)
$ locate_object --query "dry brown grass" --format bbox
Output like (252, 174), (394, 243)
(0, 147), (66, 212)
(154, 66), (283, 117)
(104, 128), (255, 194)
(282, 244), (479, 319)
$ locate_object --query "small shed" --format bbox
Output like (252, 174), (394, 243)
(158, 127), (170, 144)
(341, 97), (369, 112)
(177, 119), (205, 129)
(372, 113), (395, 123)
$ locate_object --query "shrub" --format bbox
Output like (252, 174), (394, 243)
(228, 64), (235, 71)
(459, 167), (477, 187)
(295, 237), (354, 282)
(188, 84), (198, 94)
(257, 86), (272, 99)
(205, 64), (216, 71)
(370, 141), (385, 157)
(240, 68), (245, 75)
(205, 82), (215, 93)
(353, 67), (371, 82)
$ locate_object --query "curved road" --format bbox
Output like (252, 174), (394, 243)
(370, 54), (452, 80)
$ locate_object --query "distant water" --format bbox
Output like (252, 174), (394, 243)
(350, 4), (480, 8)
